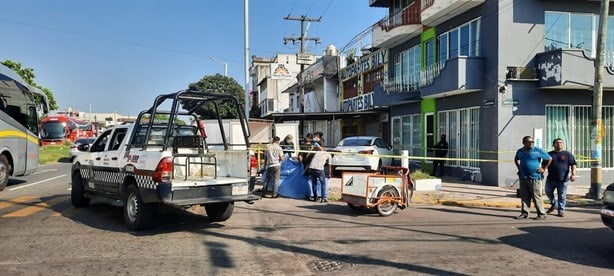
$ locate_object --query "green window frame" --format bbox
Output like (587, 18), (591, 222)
(546, 105), (614, 168)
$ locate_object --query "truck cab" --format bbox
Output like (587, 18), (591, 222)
(71, 90), (259, 230)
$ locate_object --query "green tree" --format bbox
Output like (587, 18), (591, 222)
(346, 48), (356, 65)
(188, 74), (248, 119)
(1, 59), (58, 110)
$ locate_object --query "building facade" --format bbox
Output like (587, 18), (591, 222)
(249, 54), (305, 117)
(368, 0), (614, 186)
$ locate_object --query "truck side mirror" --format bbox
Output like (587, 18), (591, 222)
(78, 144), (91, 152)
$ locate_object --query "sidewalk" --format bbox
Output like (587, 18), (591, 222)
(327, 177), (602, 209)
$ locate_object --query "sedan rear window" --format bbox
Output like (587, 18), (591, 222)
(339, 138), (372, 146)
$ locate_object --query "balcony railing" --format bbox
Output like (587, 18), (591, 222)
(382, 62), (446, 94)
(420, 62), (446, 87)
(382, 75), (420, 95)
(378, 2), (421, 31)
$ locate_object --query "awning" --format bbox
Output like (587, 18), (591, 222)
(264, 109), (386, 123)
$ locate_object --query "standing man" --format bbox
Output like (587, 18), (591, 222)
(431, 134), (449, 177)
(546, 138), (577, 217)
(308, 144), (332, 203)
(514, 135), (552, 220)
(263, 136), (285, 198)
(299, 133), (315, 200)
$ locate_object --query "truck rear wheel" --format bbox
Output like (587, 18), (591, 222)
(376, 187), (399, 217)
(123, 184), (153, 230)
(71, 171), (90, 207)
(0, 155), (9, 191)
(205, 202), (234, 222)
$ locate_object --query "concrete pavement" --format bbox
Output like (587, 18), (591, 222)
(326, 176), (602, 209)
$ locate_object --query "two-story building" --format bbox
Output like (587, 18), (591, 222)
(250, 54), (304, 117)
(368, 0), (614, 186)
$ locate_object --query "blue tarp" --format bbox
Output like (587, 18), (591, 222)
(262, 158), (312, 199)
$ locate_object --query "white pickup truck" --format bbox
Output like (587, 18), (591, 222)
(70, 90), (259, 230)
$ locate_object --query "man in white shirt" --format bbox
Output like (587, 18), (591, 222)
(308, 144), (332, 203)
(263, 136), (285, 198)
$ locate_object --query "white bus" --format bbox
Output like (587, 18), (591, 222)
(0, 64), (49, 190)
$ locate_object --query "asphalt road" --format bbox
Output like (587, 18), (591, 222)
(1, 162), (612, 275)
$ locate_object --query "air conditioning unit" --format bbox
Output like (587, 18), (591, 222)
(506, 66), (537, 80)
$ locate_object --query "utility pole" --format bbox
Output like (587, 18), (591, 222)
(591, 0), (609, 199)
(210, 56), (228, 77)
(283, 15), (321, 113)
(244, 0), (250, 118)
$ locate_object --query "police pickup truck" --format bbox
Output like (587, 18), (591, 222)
(71, 90), (259, 230)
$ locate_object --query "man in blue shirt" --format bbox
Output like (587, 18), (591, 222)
(514, 135), (552, 220)
(546, 138), (577, 217)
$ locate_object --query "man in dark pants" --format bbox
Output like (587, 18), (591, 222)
(262, 136), (285, 198)
(431, 134), (449, 177)
(546, 138), (577, 217)
(514, 135), (552, 220)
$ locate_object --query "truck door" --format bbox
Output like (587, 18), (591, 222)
(105, 127), (127, 195)
(88, 129), (112, 193)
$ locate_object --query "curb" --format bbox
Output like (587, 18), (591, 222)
(410, 194), (602, 208)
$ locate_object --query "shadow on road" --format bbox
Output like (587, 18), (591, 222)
(43, 195), (221, 234)
(499, 226), (614, 269)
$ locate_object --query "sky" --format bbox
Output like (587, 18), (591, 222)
(0, 0), (386, 116)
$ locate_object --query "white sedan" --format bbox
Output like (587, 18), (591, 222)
(331, 136), (393, 172)
(69, 137), (96, 161)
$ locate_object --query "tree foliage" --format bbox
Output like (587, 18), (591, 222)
(188, 74), (248, 119)
(1, 59), (58, 110)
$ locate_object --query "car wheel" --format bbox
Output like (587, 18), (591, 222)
(0, 155), (10, 191)
(123, 184), (153, 230)
(205, 202), (234, 222)
(376, 186), (399, 217)
(71, 171), (90, 207)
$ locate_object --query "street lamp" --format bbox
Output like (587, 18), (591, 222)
(209, 56), (228, 77)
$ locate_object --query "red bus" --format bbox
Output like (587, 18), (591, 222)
(40, 115), (96, 146)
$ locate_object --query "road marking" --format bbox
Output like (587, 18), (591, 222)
(8, 175), (66, 191)
(0, 196), (38, 210)
(2, 196), (67, 218)
(2, 201), (49, 217)
(32, 168), (58, 175)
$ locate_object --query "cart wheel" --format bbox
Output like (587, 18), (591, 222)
(376, 187), (399, 217)
(347, 203), (363, 210)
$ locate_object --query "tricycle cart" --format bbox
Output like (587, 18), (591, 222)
(340, 166), (414, 216)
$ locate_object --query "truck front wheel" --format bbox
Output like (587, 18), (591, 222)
(123, 184), (153, 230)
(205, 202), (234, 222)
(71, 171), (90, 207)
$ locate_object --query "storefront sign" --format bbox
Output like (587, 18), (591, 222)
(270, 64), (293, 80)
(483, 99), (496, 108)
(342, 92), (374, 112)
(340, 49), (388, 81)
(502, 98), (519, 106)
